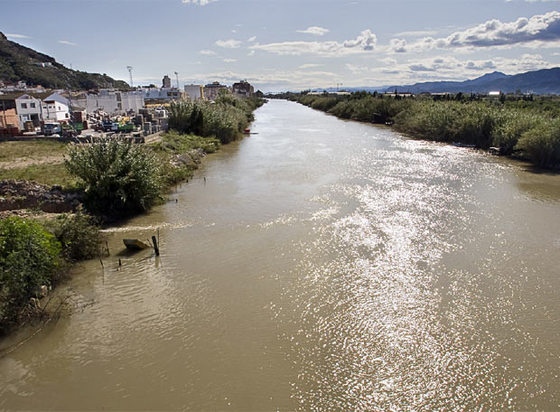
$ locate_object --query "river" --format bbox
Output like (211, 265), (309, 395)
(1, 99), (559, 410)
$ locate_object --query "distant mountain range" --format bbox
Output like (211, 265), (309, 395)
(384, 68), (560, 94)
(315, 67), (560, 95)
(0, 32), (129, 90)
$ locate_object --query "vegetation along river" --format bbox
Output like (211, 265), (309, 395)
(1, 99), (559, 410)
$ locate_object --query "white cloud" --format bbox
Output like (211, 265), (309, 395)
(405, 11), (560, 51)
(250, 29), (377, 57)
(5, 33), (31, 39)
(199, 49), (217, 55)
(223, 58), (237, 63)
(58, 40), (77, 46)
(343, 29), (376, 50)
(299, 63), (322, 69)
(215, 39), (242, 48)
(248, 50), (256, 56)
(297, 26), (330, 36)
(182, 0), (216, 5)
(389, 38), (407, 53)
(248, 36), (257, 42)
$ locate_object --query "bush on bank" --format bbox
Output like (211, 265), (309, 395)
(0, 214), (104, 334)
(0, 217), (62, 334)
(168, 95), (264, 144)
(50, 212), (103, 262)
(65, 139), (163, 217)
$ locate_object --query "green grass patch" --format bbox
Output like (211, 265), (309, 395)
(0, 140), (68, 162)
(0, 163), (77, 187)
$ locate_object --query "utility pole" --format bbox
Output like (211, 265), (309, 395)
(127, 66), (134, 88)
(174, 71), (179, 89)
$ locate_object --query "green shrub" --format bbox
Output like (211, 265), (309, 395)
(64, 139), (162, 217)
(51, 212), (103, 261)
(0, 217), (61, 333)
(516, 119), (560, 168)
(169, 95), (264, 144)
(492, 110), (545, 154)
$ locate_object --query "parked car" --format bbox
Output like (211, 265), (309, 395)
(102, 120), (119, 132)
(43, 122), (61, 136)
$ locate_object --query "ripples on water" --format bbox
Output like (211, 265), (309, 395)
(269, 132), (559, 410)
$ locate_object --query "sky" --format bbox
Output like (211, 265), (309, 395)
(2, 0), (560, 92)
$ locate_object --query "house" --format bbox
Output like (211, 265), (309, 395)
(204, 81), (229, 101)
(232, 80), (254, 98)
(41, 93), (71, 123)
(14, 93), (48, 130)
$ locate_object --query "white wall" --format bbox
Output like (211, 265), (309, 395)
(184, 85), (204, 100)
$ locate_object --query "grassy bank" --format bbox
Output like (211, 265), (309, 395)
(0, 95), (265, 334)
(288, 92), (560, 169)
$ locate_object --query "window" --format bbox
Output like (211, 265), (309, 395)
(65, 113), (69, 118)
(30, 102), (36, 108)
(21, 103), (27, 109)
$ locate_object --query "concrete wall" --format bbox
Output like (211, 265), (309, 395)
(74, 91), (145, 115)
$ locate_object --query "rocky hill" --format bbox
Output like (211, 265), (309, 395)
(0, 32), (129, 90)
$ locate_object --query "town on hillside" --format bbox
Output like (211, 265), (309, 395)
(0, 76), (263, 140)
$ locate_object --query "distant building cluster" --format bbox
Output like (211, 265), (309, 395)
(137, 76), (260, 103)
(0, 74), (261, 136)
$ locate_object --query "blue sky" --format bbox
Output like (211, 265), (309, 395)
(2, 0), (560, 91)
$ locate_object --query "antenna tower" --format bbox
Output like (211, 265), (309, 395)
(127, 66), (134, 88)
(174, 71), (179, 89)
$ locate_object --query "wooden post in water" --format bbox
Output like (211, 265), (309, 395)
(152, 235), (160, 256)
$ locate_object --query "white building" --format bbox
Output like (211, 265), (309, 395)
(14, 93), (44, 129)
(73, 90), (145, 115)
(142, 87), (182, 101)
(41, 93), (70, 122)
(184, 84), (204, 101)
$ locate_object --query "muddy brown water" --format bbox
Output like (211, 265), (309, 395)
(1, 100), (559, 410)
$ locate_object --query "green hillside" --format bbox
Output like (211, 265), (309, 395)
(0, 32), (130, 90)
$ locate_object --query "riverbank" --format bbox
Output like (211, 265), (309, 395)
(0, 133), (216, 335)
(283, 92), (560, 170)
(0, 96), (265, 335)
